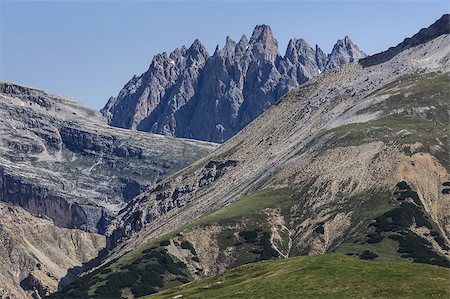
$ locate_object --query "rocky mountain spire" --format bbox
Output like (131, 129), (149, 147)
(186, 39), (209, 62)
(285, 38), (315, 65)
(102, 25), (365, 143)
(249, 24), (279, 62)
(235, 34), (249, 58)
(324, 36), (366, 70)
(315, 45), (327, 71)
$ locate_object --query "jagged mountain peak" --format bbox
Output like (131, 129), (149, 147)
(187, 39), (208, 57)
(250, 24), (275, 43)
(103, 26), (365, 143)
(238, 34), (249, 46)
(285, 38), (314, 64)
(169, 46), (186, 59)
(219, 36), (237, 58)
(235, 34), (250, 57)
(325, 35), (366, 70)
(248, 24), (279, 62)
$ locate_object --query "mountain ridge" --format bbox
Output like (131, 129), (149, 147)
(101, 25), (366, 143)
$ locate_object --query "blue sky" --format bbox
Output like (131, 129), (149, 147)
(0, 1), (447, 109)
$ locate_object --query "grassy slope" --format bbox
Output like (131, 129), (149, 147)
(144, 254), (450, 299)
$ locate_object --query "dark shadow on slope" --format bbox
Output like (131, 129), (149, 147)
(57, 248), (109, 292)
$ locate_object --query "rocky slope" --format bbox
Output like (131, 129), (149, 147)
(0, 202), (105, 299)
(101, 25), (366, 143)
(0, 83), (217, 234)
(53, 15), (450, 299)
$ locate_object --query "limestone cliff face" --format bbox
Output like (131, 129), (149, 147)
(0, 83), (217, 233)
(0, 202), (105, 298)
(102, 25), (366, 143)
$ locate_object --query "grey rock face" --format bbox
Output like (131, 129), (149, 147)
(0, 82), (217, 233)
(102, 25), (366, 143)
(324, 36), (366, 70)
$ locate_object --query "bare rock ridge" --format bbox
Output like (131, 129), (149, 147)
(0, 82), (216, 233)
(360, 13), (450, 67)
(101, 25), (366, 143)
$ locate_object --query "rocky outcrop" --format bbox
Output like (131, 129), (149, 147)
(102, 25), (366, 143)
(107, 159), (238, 248)
(0, 82), (217, 233)
(0, 202), (105, 298)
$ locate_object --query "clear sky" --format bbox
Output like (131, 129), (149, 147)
(0, 1), (447, 109)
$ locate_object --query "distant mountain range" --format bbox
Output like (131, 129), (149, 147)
(101, 25), (366, 143)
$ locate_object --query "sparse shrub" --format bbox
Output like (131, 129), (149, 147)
(131, 284), (157, 297)
(367, 233), (384, 243)
(180, 241), (197, 255)
(239, 230), (258, 243)
(315, 224), (325, 234)
(359, 251), (378, 260)
(159, 240), (170, 246)
(177, 276), (190, 283)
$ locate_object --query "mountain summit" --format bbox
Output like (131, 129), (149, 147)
(101, 25), (366, 143)
(325, 36), (366, 70)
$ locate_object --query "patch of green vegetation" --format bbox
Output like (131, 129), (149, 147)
(49, 245), (191, 299)
(239, 230), (258, 243)
(182, 188), (293, 229)
(390, 232), (449, 267)
(337, 237), (405, 263)
(338, 181), (449, 267)
(362, 72), (449, 122)
(143, 254), (450, 299)
(53, 188), (296, 297)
